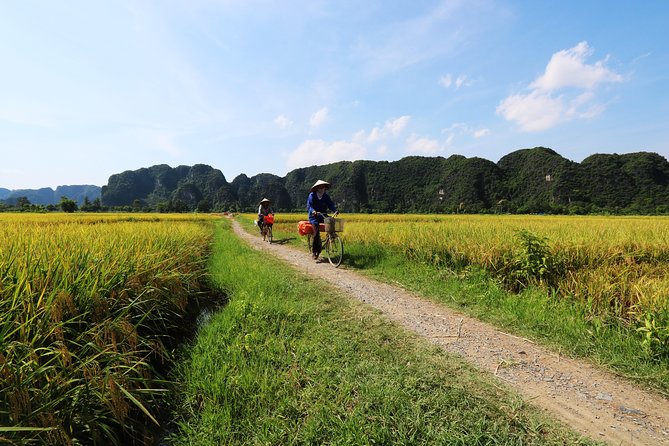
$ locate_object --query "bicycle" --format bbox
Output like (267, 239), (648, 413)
(260, 213), (274, 243)
(305, 212), (344, 267)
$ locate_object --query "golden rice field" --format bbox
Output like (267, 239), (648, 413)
(0, 213), (218, 445)
(4, 211), (669, 445)
(262, 213), (669, 329)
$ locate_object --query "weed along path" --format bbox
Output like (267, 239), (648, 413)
(231, 220), (669, 446)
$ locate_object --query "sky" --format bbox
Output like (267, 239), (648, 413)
(1, 0), (668, 190)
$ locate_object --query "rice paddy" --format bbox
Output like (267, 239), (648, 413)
(4, 211), (669, 444)
(0, 213), (218, 445)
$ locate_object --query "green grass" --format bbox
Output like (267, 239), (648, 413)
(167, 219), (597, 445)
(249, 216), (669, 397)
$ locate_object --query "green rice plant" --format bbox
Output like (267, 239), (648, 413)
(635, 309), (669, 360)
(499, 229), (556, 291)
(0, 213), (217, 445)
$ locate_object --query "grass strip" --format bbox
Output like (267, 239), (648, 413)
(167, 219), (597, 445)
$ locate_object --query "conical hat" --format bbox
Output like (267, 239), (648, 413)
(310, 180), (331, 191)
(260, 198), (271, 204)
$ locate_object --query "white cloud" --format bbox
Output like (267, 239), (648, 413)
(385, 115), (410, 136)
(497, 41), (624, 132)
(354, 1), (495, 78)
(455, 75), (472, 88)
(287, 115), (410, 170)
(440, 122), (490, 144)
(473, 128), (490, 138)
(439, 73), (473, 89)
(632, 52), (651, 64)
(497, 90), (566, 132)
(274, 114), (293, 129)
(406, 134), (442, 154)
(442, 122), (467, 133)
(530, 41), (623, 91)
(286, 139), (367, 169)
(309, 107), (328, 127)
(439, 74), (452, 88)
(368, 127), (383, 143)
(357, 115), (411, 143)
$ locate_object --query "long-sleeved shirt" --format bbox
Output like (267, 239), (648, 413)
(306, 192), (336, 224)
(258, 205), (273, 216)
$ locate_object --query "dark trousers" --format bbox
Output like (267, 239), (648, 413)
(311, 223), (322, 255)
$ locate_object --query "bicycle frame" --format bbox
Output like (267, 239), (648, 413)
(305, 215), (344, 266)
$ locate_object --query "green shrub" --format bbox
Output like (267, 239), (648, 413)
(636, 309), (669, 360)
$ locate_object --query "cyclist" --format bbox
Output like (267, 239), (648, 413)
(257, 198), (273, 234)
(306, 180), (337, 261)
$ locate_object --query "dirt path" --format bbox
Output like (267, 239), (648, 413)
(232, 221), (669, 445)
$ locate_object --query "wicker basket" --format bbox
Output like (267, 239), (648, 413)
(323, 217), (344, 233)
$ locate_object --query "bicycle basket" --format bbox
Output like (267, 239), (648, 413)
(323, 217), (344, 233)
(264, 214), (274, 224)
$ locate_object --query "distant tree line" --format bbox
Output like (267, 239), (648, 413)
(4, 147), (669, 214)
(0, 185), (101, 206)
(95, 148), (669, 215)
(0, 196), (104, 213)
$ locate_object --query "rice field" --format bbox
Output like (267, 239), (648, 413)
(260, 213), (669, 358)
(0, 213), (218, 445)
(4, 211), (668, 445)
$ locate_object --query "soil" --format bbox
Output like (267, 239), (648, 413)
(232, 220), (669, 445)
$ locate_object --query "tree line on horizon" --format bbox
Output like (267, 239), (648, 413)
(3, 147), (668, 214)
(99, 147), (669, 215)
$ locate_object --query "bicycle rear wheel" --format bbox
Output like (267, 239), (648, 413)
(325, 233), (344, 267)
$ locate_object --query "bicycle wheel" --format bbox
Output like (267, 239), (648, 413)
(325, 233), (344, 267)
(306, 233), (312, 252)
(267, 225), (273, 243)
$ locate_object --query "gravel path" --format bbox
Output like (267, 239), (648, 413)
(233, 220), (669, 445)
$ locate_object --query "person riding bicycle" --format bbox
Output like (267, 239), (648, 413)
(257, 198), (274, 234)
(306, 180), (337, 261)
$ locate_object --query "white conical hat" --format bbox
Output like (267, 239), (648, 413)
(260, 198), (271, 204)
(310, 180), (331, 191)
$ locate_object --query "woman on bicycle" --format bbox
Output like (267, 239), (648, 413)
(306, 180), (337, 260)
(257, 198), (273, 234)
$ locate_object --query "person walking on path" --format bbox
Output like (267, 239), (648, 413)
(306, 180), (337, 261)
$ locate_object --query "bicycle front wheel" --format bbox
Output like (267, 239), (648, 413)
(325, 234), (344, 267)
(306, 233), (313, 252)
(267, 226), (273, 243)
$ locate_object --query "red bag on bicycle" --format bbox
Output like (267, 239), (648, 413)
(264, 214), (274, 225)
(297, 220), (313, 235)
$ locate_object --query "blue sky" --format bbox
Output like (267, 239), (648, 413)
(1, 0), (668, 190)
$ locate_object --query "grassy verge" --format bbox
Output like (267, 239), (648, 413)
(168, 218), (596, 445)
(242, 215), (669, 396)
